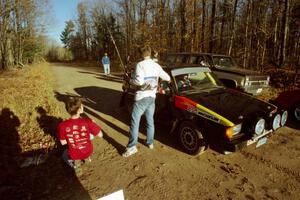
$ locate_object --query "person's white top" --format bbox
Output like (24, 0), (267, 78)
(130, 57), (170, 101)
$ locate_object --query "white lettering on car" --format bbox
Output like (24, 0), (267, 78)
(186, 106), (221, 124)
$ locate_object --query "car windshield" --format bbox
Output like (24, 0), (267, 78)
(171, 67), (222, 93)
(212, 56), (237, 68)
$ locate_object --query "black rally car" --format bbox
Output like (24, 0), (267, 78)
(121, 64), (287, 155)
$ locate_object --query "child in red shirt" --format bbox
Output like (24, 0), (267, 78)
(58, 97), (103, 170)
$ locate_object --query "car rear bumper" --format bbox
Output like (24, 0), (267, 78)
(243, 85), (269, 95)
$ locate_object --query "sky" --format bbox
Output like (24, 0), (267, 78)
(47, 0), (81, 45)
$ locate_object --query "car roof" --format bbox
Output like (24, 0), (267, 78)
(164, 52), (231, 58)
(159, 62), (210, 72)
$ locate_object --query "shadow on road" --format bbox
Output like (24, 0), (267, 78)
(72, 86), (183, 154)
(54, 91), (131, 154)
(0, 107), (92, 199)
(77, 71), (124, 84)
(77, 71), (100, 76)
(285, 120), (300, 130)
(96, 74), (124, 83)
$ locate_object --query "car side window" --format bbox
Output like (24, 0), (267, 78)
(175, 55), (186, 64)
(197, 56), (209, 66)
(189, 56), (197, 64)
(176, 74), (192, 91)
(166, 55), (176, 63)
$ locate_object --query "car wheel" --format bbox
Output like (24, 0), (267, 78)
(178, 121), (207, 155)
(291, 102), (300, 121)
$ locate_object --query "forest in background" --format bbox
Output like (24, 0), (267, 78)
(1, 0), (300, 74)
(58, 0), (300, 72)
(0, 0), (49, 70)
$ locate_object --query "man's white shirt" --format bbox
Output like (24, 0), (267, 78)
(130, 58), (170, 101)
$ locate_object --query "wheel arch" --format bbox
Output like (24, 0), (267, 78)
(219, 78), (238, 88)
(290, 100), (300, 121)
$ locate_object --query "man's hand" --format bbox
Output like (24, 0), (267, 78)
(124, 73), (130, 81)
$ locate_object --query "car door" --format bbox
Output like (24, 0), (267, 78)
(155, 81), (173, 123)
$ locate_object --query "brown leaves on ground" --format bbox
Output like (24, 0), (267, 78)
(0, 63), (66, 154)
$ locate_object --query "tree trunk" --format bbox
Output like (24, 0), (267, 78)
(260, 4), (268, 72)
(228, 0), (238, 56)
(220, 0), (228, 51)
(279, 0), (289, 67)
(179, 0), (187, 51)
(209, 0), (216, 53)
(191, 0), (197, 51)
(200, 0), (206, 51)
(0, 0), (14, 69)
(243, 0), (252, 69)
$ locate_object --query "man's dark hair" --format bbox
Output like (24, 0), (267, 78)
(66, 97), (82, 115)
(140, 45), (151, 58)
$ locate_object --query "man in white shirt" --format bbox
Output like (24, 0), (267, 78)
(123, 45), (170, 157)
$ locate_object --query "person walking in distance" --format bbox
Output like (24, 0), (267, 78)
(101, 53), (110, 75)
(122, 45), (170, 157)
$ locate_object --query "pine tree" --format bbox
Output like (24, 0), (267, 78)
(60, 20), (75, 49)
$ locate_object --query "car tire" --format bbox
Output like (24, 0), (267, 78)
(291, 102), (300, 122)
(178, 121), (207, 155)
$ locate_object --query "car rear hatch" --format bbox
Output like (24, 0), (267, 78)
(244, 75), (270, 95)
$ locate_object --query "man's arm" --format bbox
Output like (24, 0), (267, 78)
(159, 67), (171, 82)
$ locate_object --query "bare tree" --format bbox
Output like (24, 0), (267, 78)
(228, 0), (238, 55)
(279, 0), (290, 67)
(200, 0), (206, 51)
(191, 0), (197, 51)
(52, 0), (300, 73)
(243, 0), (252, 68)
(77, 2), (91, 60)
(0, 0), (47, 69)
(209, 0), (216, 53)
(179, 0), (187, 51)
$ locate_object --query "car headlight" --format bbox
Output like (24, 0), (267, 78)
(255, 118), (265, 135)
(272, 114), (281, 130)
(225, 124), (242, 139)
(233, 124), (242, 135)
(281, 111), (288, 126)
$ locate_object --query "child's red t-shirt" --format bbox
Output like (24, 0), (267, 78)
(58, 118), (101, 160)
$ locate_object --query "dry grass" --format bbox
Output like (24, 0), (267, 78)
(0, 63), (67, 154)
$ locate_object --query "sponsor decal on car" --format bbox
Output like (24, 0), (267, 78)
(174, 95), (234, 126)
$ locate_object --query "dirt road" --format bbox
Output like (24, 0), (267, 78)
(51, 63), (300, 200)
